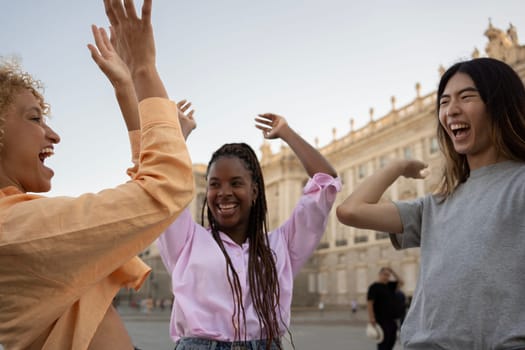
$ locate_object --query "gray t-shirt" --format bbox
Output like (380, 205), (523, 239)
(390, 161), (525, 350)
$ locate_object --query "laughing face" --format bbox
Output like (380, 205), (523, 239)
(438, 72), (500, 170)
(0, 88), (60, 192)
(206, 156), (258, 244)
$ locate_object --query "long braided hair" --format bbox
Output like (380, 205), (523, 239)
(201, 143), (283, 349)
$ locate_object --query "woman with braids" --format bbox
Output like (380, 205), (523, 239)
(336, 57), (525, 349)
(157, 112), (340, 350)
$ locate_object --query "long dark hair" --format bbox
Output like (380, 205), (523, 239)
(201, 143), (283, 349)
(436, 57), (525, 196)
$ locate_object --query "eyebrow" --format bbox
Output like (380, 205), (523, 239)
(208, 176), (245, 181)
(440, 87), (479, 99)
(24, 106), (43, 115)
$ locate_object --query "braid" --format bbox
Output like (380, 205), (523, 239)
(202, 143), (286, 349)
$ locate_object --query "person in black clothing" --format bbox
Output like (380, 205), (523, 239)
(367, 267), (404, 350)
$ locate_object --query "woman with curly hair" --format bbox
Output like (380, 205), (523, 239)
(0, 0), (194, 348)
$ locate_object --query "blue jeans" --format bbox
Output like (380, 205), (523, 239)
(174, 337), (281, 350)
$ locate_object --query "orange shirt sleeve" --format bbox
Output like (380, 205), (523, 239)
(0, 98), (194, 349)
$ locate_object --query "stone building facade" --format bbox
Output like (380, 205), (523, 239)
(127, 22), (525, 308)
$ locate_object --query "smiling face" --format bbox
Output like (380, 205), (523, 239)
(206, 156), (258, 243)
(0, 88), (60, 192)
(438, 72), (502, 170)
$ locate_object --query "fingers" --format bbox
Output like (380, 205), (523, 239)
(99, 27), (114, 54)
(109, 26), (117, 48)
(87, 43), (102, 66)
(419, 167), (431, 178)
(141, 0), (153, 24)
(255, 116), (273, 127)
(123, 0), (138, 20)
(254, 124), (270, 132)
(91, 25), (113, 58)
(104, 0), (117, 26)
(177, 100), (192, 112)
(108, 0), (127, 24)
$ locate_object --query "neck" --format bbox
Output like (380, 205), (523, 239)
(467, 151), (508, 171)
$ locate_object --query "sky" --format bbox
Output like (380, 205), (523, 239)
(2, 0), (525, 196)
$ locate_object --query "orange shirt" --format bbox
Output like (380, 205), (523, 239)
(0, 98), (194, 349)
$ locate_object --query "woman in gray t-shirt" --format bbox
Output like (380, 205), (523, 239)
(336, 57), (525, 350)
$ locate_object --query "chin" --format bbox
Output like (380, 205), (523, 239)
(31, 181), (52, 193)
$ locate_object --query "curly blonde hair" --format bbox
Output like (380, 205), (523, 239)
(0, 58), (50, 153)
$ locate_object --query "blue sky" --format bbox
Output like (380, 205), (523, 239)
(2, 0), (524, 196)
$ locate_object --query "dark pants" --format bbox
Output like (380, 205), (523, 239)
(174, 337), (281, 350)
(377, 319), (397, 350)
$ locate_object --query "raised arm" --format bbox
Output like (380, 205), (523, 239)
(388, 267), (404, 286)
(336, 159), (428, 234)
(88, 25), (139, 132)
(104, 0), (167, 100)
(255, 113), (337, 178)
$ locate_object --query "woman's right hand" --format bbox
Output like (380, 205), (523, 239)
(103, 0), (155, 75)
(177, 99), (196, 140)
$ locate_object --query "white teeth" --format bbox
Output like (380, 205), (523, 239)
(450, 123), (469, 130)
(39, 147), (54, 160)
(219, 203), (236, 210)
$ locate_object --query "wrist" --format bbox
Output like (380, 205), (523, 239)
(131, 64), (157, 79)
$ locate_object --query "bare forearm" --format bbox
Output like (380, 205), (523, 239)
(280, 127), (337, 178)
(132, 65), (168, 101)
(352, 160), (405, 204)
(367, 301), (375, 324)
(336, 160), (406, 232)
(115, 81), (140, 131)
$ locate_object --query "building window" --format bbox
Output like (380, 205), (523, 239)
(379, 156), (387, 168)
(318, 272), (328, 294)
(317, 241), (329, 250)
(403, 146), (412, 159)
(356, 267), (368, 294)
(308, 273), (316, 293)
(354, 235), (368, 244)
(375, 231), (389, 240)
(430, 136), (439, 154)
(337, 270), (347, 294)
(358, 164), (367, 179)
(335, 238), (348, 247)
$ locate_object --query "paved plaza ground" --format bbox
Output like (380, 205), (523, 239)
(0, 307), (401, 350)
(121, 306), (403, 350)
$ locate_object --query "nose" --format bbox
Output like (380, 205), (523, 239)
(218, 183), (232, 196)
(445, 98), (461, 118)
(45, 124), (61, 144)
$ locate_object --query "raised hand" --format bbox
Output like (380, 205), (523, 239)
(87, 25), (131, 89)
(177, 99), (196, 140)
(103, 0), (154, 74)
(103, 0), (167, 100)
(401, 159), (430, 179)
(255, 113), (290, 140)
